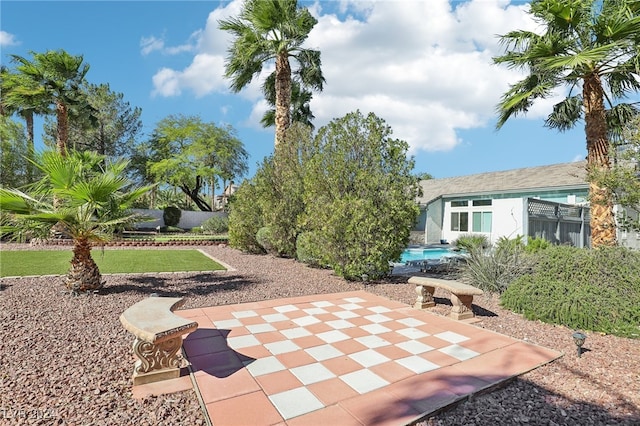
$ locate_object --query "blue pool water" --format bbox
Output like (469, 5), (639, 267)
(400, 248), (457, 263)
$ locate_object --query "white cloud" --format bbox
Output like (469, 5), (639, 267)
(0, 30), (19, 47)
(141, 31), (199, 56)
(150, 0), (567, 152)
(140, 35), (165, 56)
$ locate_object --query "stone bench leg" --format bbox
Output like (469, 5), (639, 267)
(449, 294), (475, 320)
(414, 285), (436, 309)
(132, 337), (183, 385)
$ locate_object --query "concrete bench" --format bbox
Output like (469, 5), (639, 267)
(120, 296), (197, 385)
(409, 276), (483, 320)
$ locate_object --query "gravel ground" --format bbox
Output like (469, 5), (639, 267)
(0, 243), (638, 425)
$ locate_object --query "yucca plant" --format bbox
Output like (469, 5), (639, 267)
(0, 149), (152, 293)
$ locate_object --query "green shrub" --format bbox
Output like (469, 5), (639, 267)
(461, 236), (532, 294)
(159, 225), (184, 233)
(228, 180), (265, 254)
(525, 236), (551, 253)
(296, 232), (324, 267)
(201, 215), (229, 234)
(454, 234), (489, 251)
(256, 226), (277, 255)
(501, 246), (640, 338)
(191, 226), (203, 234)
(163, 206), (181, 227)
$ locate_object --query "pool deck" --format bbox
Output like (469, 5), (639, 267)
(134, 290), (563, 425)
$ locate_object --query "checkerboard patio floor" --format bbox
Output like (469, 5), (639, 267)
(176, 290), (562, 425)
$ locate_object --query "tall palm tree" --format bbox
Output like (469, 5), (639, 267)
(260, 73), (315, 129)
(0, 66), (50, 182)
(219, 0), (325, 147)
(0, 150), (152, 293)
(10, 50), (90, 156)
(494, 0), (640, 248)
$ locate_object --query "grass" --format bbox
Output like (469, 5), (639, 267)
(124, 234), (228, 242)
(0, 249), (226, 277)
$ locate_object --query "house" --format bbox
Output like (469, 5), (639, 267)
(414, 161), (592, 247)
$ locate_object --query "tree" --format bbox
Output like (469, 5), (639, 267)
(593, 115), (640, 232)
(302, 111), (420, 280)
(0, 150), (152, 293)
(260, 73), (315, 129)
(10, 50), (91, 156)
(493, 0), (640, 247)
(146, 115), (248, 211)
(43, 83), (142, 159)
(0, 66), (50, 182)
(0, 117), (30, 188)
(219, 0), (325, 147)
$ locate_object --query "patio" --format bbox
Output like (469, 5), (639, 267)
(138, 290), (562, 425)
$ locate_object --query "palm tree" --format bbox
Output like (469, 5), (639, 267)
(493, 0), (640, 247)
(260, 73), (315, 129)
(10, 50), (90, 156)
(219, 0), (325, 147)
(0, 66), (50, 182)
(0, 150), (152, 293)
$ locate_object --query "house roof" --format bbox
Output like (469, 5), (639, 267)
(417, 161), (588, 205)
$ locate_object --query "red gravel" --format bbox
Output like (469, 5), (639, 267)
(0, 243), (638, 425)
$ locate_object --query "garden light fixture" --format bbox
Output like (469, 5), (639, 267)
(572, 331), (586, 358)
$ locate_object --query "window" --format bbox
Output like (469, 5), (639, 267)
(451, 200), (468, 207)
(472, 212), (492, 232)
(472, 199), (492, 206)
(451, 212), (468, 231)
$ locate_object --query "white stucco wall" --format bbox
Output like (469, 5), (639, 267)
(440, 197), (525, 245)
(132, 209), (226, 229)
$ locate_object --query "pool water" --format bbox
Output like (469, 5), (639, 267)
(400, 248), (457, 263)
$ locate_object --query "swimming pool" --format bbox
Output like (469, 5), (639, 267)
(400, 247), (459, 263)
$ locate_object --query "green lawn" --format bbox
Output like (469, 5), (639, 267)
(0, 249), (225, 277)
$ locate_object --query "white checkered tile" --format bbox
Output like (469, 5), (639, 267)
(212, 318), (242, 328)
(274, 304), (299, 313)
(264, 340), (301, 355)
(280, 327), (312, 339)
(397, 328), (430, 339)
(349, 349), (391, 367)
(326, 319), (355, 330)
(360, 324), (391, 335)
(305, 344), (344, 361)
(439, 344), (479, 361)
(364, 314), (393, 323)
(246, 323), (276, 334)
(435, 331), (469, 344)
(290, 363), (336, 385)
(340, 369), (389, 394)
(293, 316), (321, 326)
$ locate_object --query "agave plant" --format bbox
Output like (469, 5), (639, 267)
(0, 149), (152, 293)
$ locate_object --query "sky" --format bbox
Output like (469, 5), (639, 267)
(1, 0), (592, 180)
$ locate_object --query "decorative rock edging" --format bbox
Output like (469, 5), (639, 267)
(34, 239), (228, 247)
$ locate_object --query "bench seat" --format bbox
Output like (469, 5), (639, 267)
(409, 276), (483, 320)
(120, 296), (197, 385)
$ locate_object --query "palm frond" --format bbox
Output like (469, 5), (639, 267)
(606, 103), (640, 142)
(545, 95), (583, 131)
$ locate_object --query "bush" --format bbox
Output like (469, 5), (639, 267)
(460, 236), (532, 294)
(301, 111), (419, 280)
(296, 232), (324, 268)
(525, 236), (551, 253)
(256, 226), (277, 255)
(201, 215), (229, 234)
(163, 206), (181, 227)
(501, 246), (640, 338)
(228, 180), (265, 254)
(158, 225), (184, 233)
(190, 226), (203, 234)
(454, 234), (489, 251)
